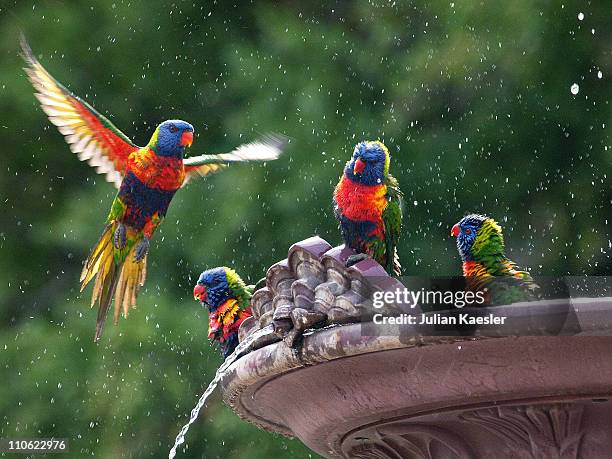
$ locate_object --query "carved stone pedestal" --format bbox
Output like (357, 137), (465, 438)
(220, 237), (612, 458)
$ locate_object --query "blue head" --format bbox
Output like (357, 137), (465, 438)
(344, 140), (390, 185)
(193, 267), (230, 311)
(451, 214), (504, 261)
(150, 119), (194, 158)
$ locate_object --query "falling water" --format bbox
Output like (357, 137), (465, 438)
(168, 326), (271, 459)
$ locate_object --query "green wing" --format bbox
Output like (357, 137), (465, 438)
(483, 261), (541, 305)
(382, 174), (403, 276)
(250, 277), (267, 293)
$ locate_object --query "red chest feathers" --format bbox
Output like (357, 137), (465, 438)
(334, 175), (387, 223)
(128, 149), (185, 191)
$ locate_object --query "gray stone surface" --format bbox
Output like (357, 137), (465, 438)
(221, 237), (612, 458)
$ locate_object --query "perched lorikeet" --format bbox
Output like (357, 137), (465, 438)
(451, 214), (540, 305)
(21, 37), (285, 341)
(193, 267), (261, 358)
(333, 140), (403, 276)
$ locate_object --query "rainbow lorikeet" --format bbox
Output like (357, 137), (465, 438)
(333, 140), (403, 276)
(21, 37), (285, 341)
(193, 267), (262, 358)
(451, 214), (540, 305)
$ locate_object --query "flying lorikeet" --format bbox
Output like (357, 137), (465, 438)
(451, 214), (540, 305)
(333, 140), (403, 276)
(21, 37), (285, 341)
(193, 267), (262, 358)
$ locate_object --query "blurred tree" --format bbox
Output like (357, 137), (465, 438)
(0, 0), (609, 457)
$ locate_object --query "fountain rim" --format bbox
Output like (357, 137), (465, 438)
(222, 323), (489, 436)
(220, 296), (612, 437)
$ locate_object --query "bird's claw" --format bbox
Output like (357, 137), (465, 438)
(346, 253), (369, 268)
(135, 238), (149, 262)
(113, 223), (127, 250)
(276, 308), (326, 349)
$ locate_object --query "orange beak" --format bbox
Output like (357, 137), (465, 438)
(451, 224), (460, 237)
(180, 131), (193, 147)
(193, 284), (207, 302)
(353, 158), (366, 175)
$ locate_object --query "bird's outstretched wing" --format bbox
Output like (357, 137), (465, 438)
(182, 134), (287, 185)
(21, 35), (139, 188)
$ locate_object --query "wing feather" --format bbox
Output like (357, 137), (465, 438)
(21, 35), (139, 188)
(182, 134), (287, 185)
(382, 174), (403, 276)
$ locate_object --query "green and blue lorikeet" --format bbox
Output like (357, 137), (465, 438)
(193, 267), (259, 358)
(21, 37), (284, 341)
(451, 214), (540, 305)
(333, 140), (403, 276)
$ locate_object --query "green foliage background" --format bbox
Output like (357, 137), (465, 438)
(0, 1), (609, 457)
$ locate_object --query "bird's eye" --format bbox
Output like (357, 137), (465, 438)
(169, 125), (179, 133)
(464, 228), (472, 235)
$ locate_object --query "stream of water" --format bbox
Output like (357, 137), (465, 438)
(168, 326), (270, 459)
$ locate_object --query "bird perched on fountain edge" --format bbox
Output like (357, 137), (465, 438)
(21, 36), (285, 341)
(451, 214), (540, 305)
(194, 267), (262, 359)
(333, 140), (403, 276)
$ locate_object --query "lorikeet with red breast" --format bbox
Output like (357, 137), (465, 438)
(193, 267), (261, 359)
(451, 214), (540, 305)
(333, 140), (403, 276)
(21, 37), (285, 341)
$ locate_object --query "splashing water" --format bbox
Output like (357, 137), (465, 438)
(168, 326), (271, 458)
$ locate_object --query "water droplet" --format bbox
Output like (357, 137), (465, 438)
(570, 83), (579, 95)
(597, 71), (603, 79)
(578, 12), (584, 21)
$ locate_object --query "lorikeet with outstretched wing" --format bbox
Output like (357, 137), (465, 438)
(21, 37), (285, 341)
(451, 214), (540, 305)
(333, 140), (403, 276)
(193, 267), (262, 359)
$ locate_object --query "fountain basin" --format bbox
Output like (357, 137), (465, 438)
(219, 237), (612, 458)
(221, 328), (612, 458)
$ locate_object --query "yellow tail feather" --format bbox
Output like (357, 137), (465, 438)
(80, 225), (113, 289)
(80, 225), (148, 342)
(113, 252), (147, 324)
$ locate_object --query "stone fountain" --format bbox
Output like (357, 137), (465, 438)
(219, 236), (612, 458)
